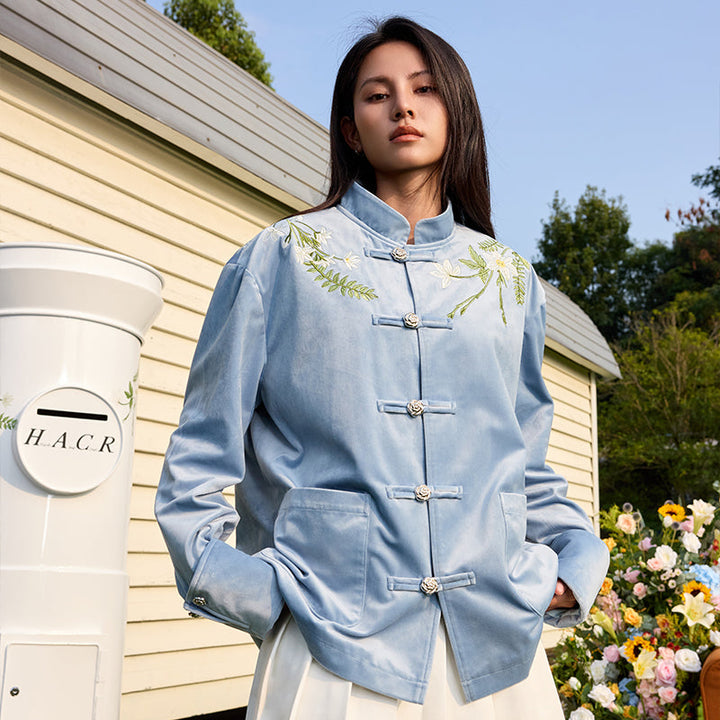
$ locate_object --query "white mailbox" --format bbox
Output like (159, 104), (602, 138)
(0, 243), (163, 720)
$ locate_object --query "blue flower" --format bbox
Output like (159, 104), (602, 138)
(627, 693), (639, 707)
(690, 564), (720, 594)
(618, 677), (634, 693)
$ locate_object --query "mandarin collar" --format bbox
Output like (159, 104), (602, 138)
(339, 182), (455, 247)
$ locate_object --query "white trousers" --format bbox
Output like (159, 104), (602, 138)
(246, 615), (564, 720)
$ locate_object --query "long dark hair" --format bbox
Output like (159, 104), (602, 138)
(311, 16), (495, 238)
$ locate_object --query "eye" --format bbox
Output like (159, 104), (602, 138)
(416, 85), (437, 94)
(366, 92), (388, 102)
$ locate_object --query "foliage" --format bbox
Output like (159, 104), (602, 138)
(624, 161), (720, 331)
(534, 186), (633, 342)
(551, 498), (720, 719)
(163, 0), (273, 86)
(279, 219), (378, 301)
(598, 312), (720, 509)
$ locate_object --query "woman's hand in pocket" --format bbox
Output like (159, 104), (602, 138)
(547, 579), (576, 611)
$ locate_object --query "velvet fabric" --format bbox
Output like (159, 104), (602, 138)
(155, 182), (609, 704)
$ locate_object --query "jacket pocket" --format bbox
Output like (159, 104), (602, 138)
(273, 487), (370, 626)
(500, 492), (559, 617)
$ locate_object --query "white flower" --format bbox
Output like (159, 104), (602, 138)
(590, 659), (608, 683)
(673, 592), (715, 628)
(654, 545), (678, 570)
(592, 624), (605, 638)
(569, 708), (595, 720)
(0, 393), (12, 408)
(431, 259), (461, 289)
(293, 244), (312, 264)
(710, 629), (720, 646)
(588, 683), (616, 708)
(484, 250), (515, 284)
(341, 252), (360, 269)
(689, 499), (716, 529)
(266, 223), (286, 241)
(674, 648), (702, 672)
(568, 676), (582, 691)
(315, 227), (332, 247)
(682, 532), (701, 553)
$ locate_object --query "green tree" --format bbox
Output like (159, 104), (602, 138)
(164, 0), (273, 87)
(534, 186), (632, 342)
(622, 160), (720, 329)
(598, 312), (720, 510)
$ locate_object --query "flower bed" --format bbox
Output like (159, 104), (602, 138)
(551, 499), (720, 719)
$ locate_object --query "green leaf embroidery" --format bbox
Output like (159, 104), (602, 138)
(0, 413), (17, 431)
(118, 370), (139, 421)
(278, 220), (378, 301)
(440, 243), (530, 324)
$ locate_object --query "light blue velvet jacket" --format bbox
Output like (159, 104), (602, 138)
(155, 182), (609, 704)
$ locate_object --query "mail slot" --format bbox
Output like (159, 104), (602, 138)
(0, 243), (163, 720)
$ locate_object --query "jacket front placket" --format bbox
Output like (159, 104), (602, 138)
(368, 242), (475, 607)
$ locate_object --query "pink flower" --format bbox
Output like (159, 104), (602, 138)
(712, 594), (720, 611)
(657, 647), (675, 661)
(624, 569), (641, 583)
(633, 582), (648, 599)
(647, 557), (663, 571)
(679, 518), (694, 533)
(655, 659), (677, 686)
(603, 644), (620, 662)
(639, 537), (655, 551)
(658, 686), (678, 704)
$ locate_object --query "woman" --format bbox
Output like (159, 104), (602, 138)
(155, 16), (609, 718)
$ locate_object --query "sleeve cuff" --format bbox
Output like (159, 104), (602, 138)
(544, 529), (610, 628)
(184, 538), (284, 642)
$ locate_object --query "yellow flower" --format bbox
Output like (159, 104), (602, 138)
(600, 577), (613, 596)
(656, 614), (671, 630)
(559, 683), (573, 698)
(623, 607), (642, 627)
(604, 537), (617, 552)
(659, 503), (686, 522)
(622, 635), (654, 661)
(633, 648), (658, 680)
(610, 683), (619, 695)
(682, 580), (712, 602)
(673, 591), (715, 628)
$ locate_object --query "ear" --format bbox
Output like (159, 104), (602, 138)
(340, 116), (362, 153)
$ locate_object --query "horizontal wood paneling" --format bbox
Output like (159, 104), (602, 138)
(120, 677), (253, 720)
(124, 619), (251, 656)
(0, 60), (287, 719)
(121, 644), (257, 693)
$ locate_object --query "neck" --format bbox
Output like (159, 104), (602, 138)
(374, 173), (443, 244)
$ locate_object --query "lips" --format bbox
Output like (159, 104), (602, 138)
(390, 125), (422, 140)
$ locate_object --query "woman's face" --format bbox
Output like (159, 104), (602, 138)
(342, 41), (448, 184)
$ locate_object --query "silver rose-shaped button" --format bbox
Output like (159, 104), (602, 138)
(403, 312), (420, 329)
(414, 484), (432, 501)
(406, 400), (425, 417)
(192, 596), (207, 607)
(421, 577), (440, 595)
(391, 246), (409, 262)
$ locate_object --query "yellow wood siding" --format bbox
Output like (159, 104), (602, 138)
(2, 54), (603, 716)
(1, 58), (284, 719)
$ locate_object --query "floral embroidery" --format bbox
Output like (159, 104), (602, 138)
(0, 393), (17, 433)
(430, 259), (462, 289)
(276, 219), (378, 301)
(433, 239), (530, 324)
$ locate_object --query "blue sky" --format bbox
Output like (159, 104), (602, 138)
(147, 0), (720, 261)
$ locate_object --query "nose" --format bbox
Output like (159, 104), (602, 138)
(393, 106), (414, 119)
(392, 91), (414, 119)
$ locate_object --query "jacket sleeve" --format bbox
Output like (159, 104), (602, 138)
(155, 254), (284, 642)
(514, 270), (609, 628)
